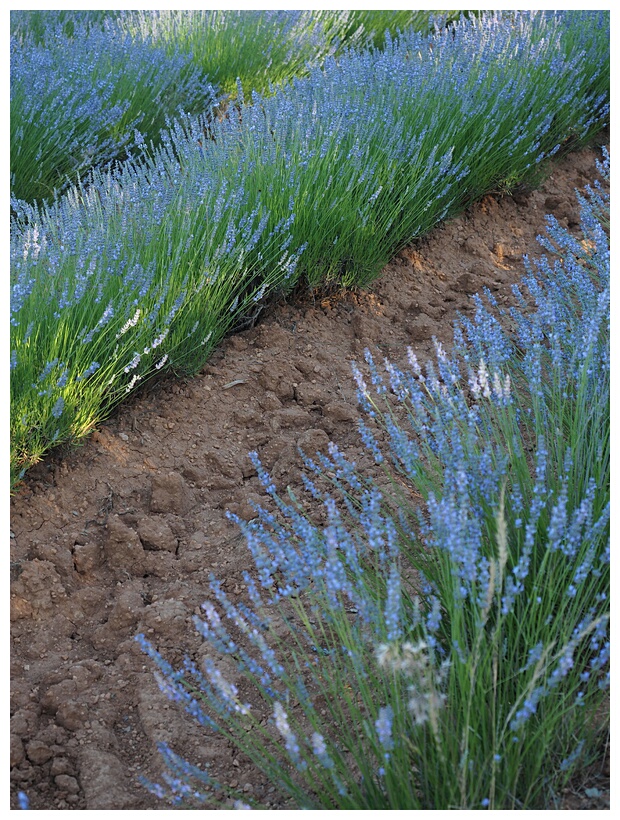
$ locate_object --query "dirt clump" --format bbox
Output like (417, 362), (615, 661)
(10, 140), (609, 809)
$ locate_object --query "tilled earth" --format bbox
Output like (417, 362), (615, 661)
(10, 140), (610, 810)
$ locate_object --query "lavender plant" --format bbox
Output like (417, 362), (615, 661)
(137, 155), (609, 809)
(10, 146), (303, 484)
(116, 10), (345, 101)
(10, 10), (609, 486)
(336, 9), (467, 50)
(10, 17), (214, 203)
(10, 9), (120, 43)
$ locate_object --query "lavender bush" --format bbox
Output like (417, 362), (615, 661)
(169, 9), (608, 290)
(138, 153), (609, 809)
(10, 9), (120, 43)
(10, 17), (215, 204)
(116, 10), (344, 101)
(10, 11), (609, 486)
(10, 151), (304, 484)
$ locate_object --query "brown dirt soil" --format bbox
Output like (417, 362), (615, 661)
(9, 139), (610, 810)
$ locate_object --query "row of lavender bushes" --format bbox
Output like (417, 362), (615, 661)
(10, 11), (609, 487)
(10, 9), (460, 205)
(138, 150), (610, 809)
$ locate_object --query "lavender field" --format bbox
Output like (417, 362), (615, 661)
(10, 10), (609, 810)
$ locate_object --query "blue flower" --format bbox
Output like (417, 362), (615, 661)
(375, 704), (394, 754)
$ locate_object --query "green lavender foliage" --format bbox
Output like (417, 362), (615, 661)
(115, 10), (344, 101)
(337, 9), (467, 49)
(138, 153), (609, 809)
(9, 9), (121, 43)
(10, 16), (216, 204)
(10, 152), (303, 485)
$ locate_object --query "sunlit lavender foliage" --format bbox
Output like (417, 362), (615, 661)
(10, 16), (214, 203)
(9, 141), (302, 482)
(137, 158), (609, 809)
(116, 9), (344, 100)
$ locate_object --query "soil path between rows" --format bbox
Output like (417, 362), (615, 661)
(10, 140), (610, 810)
